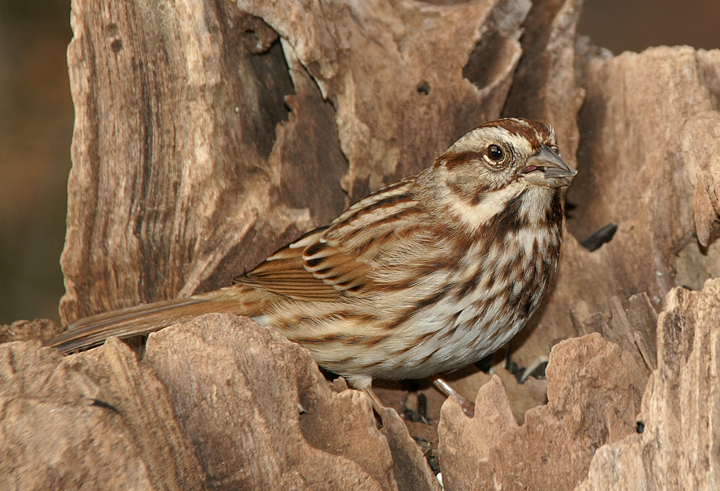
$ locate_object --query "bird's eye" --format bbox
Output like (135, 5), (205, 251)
(487, 144), (504, 161)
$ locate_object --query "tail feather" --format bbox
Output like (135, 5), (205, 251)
(46, 286), (261, 354)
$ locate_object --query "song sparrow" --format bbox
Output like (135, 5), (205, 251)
(48, 118), (575, 391)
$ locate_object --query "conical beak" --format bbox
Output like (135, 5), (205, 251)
(520, 144), (577, 188)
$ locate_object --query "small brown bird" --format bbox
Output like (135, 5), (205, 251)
(48, 118), (575, 392)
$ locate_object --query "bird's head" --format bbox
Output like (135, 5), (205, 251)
(418, 118), (576, 231)
(432, 118), (576, 197)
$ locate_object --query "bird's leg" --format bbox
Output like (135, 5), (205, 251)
(363, 386), (386, 413)
(363, 387), (391, 428)
(519, 355), (549, 383)
(429, 375), (475, 417)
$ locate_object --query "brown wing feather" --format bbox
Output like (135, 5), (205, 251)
(235, 229), (345, 301)
(235, 179), (424, 301)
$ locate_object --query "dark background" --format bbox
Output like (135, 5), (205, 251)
(0, 0), (718, 325)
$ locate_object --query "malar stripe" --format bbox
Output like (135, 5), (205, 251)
(487, 188), (530, 234)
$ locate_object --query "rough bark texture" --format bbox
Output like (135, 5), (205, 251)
(577, 279), (720, 490)
(438, 333), (647, 491)
(0, 316), (439, 490)
(0, 337), (206, 490)
(2, 0), (720, 488)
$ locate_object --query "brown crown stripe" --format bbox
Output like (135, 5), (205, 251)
(479, 118), (551, 149)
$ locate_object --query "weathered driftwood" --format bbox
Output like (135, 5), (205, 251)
(2, 0), (720, 489)
(577, 279), (720, 490)
(439, 332), (647, 491)
(0, 316), (437, 490)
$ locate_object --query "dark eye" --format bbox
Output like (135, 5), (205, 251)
(487, 144), (504, 161)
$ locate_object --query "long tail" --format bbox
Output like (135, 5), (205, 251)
(46, 286), (264, 354)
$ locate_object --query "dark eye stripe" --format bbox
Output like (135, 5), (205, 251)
(442, 151), (484, 170)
